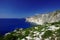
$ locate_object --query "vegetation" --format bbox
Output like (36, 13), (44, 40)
(0, 21), (60, 40)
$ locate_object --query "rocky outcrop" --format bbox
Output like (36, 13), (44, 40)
(26, 10), (60, 25)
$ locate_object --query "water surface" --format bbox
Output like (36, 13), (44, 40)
(0, 18), (31, 35)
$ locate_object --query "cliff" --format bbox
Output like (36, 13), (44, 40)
(26, 10), (60, 25)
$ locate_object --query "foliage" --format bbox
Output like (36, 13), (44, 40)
(0, 21), (60, 40)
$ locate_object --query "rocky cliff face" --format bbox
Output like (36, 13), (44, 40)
(26, 10), (60, 25)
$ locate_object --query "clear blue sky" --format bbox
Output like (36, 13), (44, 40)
(0, 0), (60, 18)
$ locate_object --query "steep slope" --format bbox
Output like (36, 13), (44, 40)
(1, 21), (60, 40)
(26, 10), (60, 25)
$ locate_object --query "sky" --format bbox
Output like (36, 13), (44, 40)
(0, 0), (60, 18)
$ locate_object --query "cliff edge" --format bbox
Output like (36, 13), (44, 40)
(26, 10), (60, 25)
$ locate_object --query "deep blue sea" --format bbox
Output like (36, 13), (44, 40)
(0, 18), (32, 35)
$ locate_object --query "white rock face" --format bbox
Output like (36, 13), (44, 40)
(26, 11), (60, 25)
(48, 25), (60, 31)
(26, 17), (44, 25)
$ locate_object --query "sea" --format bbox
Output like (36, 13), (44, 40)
(0, 18), (32, 35)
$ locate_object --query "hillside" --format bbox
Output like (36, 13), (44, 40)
(0, 21), (60, 40)
(26, 10), (60, 25)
